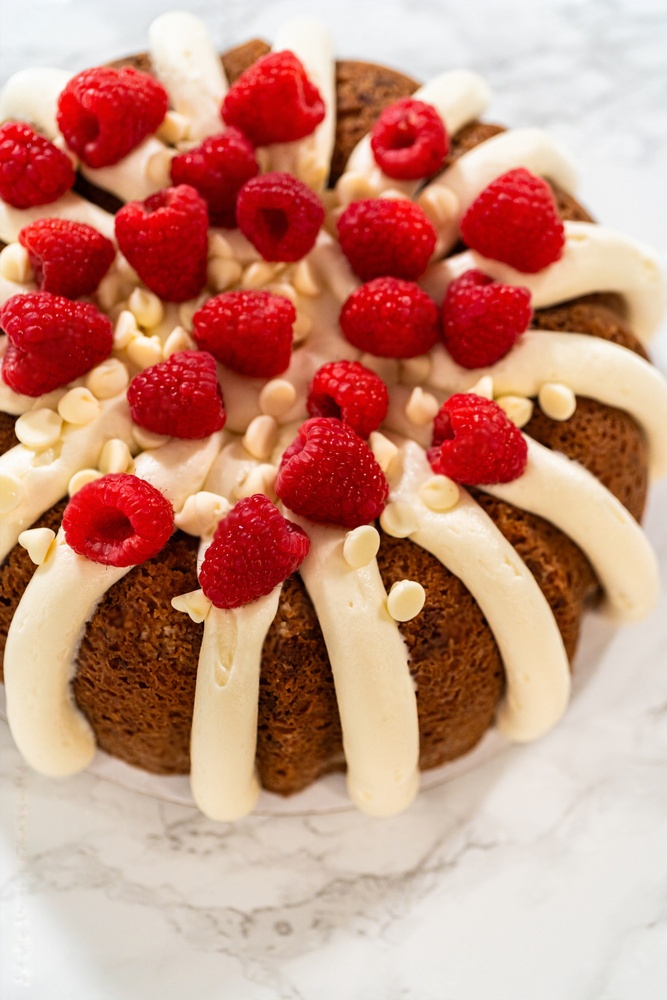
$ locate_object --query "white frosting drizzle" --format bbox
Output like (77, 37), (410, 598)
(389, 439), (571, 742)
(481, 438), (660, 622)
(148, 11), (229, 141)
(80, 137), (172, 204)
(0, 192), (116, 243)
(296, 520), (420, 816)
(0, 67), (72, 138)
(421, 221), (666, 342)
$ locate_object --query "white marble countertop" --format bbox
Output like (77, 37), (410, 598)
(1, 1), (666, 998)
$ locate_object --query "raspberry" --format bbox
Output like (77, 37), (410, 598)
(370, 98), (449, 180)
(18, 219), (115, 299)
(199, 494), (310, 609)
(0, 291), (112, 396)
(307, 360), (389, 438)
(56, 66), (168, 168)
(221, 51), (325, 146)
(115, 185), (209, 302)
(63, 473), (174, 567)
(236, 172), (324, 262)
(192, 290), (295, 378)
(442, 269), (532, 369)
(276, 417), (389, 529)
(340, 277), (439, 358)
(0, 122), (75, 209)
(170, 128), (259, 229)
(127, 351), (226, 439)
(337, 198), (436, 281)
(427, 393), (528, 485)
(460, 168), (565, 273)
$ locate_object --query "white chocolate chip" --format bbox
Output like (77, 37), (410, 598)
(15, 409), (63, 450)
(369, 431), (399, 476)
(418, 475), (460, 512)
(132, 425), (170, 450)
(163, 326), (196, 359)
(418, 185), (459, 226)
(292, 259), (321, 297)
(178, 293), (209, 330)
(0, 472), (23, 513)
(242, 415), (279, 461)
(467, 375), (494, 400)
(126, 334), (163, 369)
(96, 272), (124, 312)
(57, 387), (100, 425)
(387, 579), (426, 622)
(259, 379), (297, 419)
(379, 188), (406, 201)
(98, 438), (133, 475)
(128, 287), (164, 330)
(113, 309), (139, 349)
(267, 281), (298, 306)
(380, 501), (418, 539)
(359, 353), (399, 383)
(343, 525), (380, 569)
(86, 358), (130, 399)
(336, 171), (375, 205)
(405, 386), (440, 426)
(242, 261), (278, 289)
(496, 394), (534, 428)
(146, 147), (175, 187)
(171, 589), (212, 624)
(18, 527), (56, 565)
(175, 491), (231, 537)
(399, 354), (432, 386)
(208, 232), (235, 260)
(538, 382), (577, 421)
(157, 109), (190, 145)
(68, 468), (104, 495)
(235, 464), (278, 501)
(292, 311), (312, 343)
(0, 243), (31, 283)
(208, 257), (243, 292)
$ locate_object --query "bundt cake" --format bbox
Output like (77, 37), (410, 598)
(0, 12), (665, 820)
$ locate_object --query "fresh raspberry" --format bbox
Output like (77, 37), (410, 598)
(115, 185), (208, 302)
(63, 473), (174, 567)
(192, 290), (295, 378)
(221, 51), (325, 146)
(276, 417), (389, 529)
(307, 360), (389, 438)
(236, 172), (324, 262)
(56, 66), (168, 168)
(0, 291), (112, 396)
(18, 218), (115, 299)
(460, 168), (565, 273)
(337, 198), (436, 281)
(0, 122), (75, 209)
(442, 269), (532, 369)
(126, 351), (225, 439)
(170, 128), (259, 229)
(370, 98), (449, 180)
(199, 494), (310, 609)
(340, 277), (439, 358)
(427, 393), (528, 485)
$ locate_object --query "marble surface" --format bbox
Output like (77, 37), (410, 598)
(1, 1), (666, 997)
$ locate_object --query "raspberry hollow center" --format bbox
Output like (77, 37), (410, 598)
(261, 207), (290, 241)
(92, 507), (134, 544)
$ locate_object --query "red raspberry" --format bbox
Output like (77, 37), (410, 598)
(307, 360), (389, 438)
(192, 290), (295, 378)
(170, 128), (259, 229)
(276, 417), (389, 529)
(126, 351), (225, 439)
(460, 168), (565, 273)
(442, 269), (532, 369)
(0, 291), (112, 396)
(18, 219), (115, 299)
(340, 277), (439, 358)
(337, 198), (436, 281)
(199, 494), (310, 609)
(370, 98), (449, 180)
(427, 393), (528, 485)
(221, 51), (325, 146)
(115, 185), (208, 302)
(0, 122), (75, 209)
(56, 66), (168, 168)
(236, 172), (324, 262)
(63, 473), (174, 567)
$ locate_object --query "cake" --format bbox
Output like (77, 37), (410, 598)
(0, 12), (665, 821)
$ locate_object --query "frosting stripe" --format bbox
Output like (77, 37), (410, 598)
(0, 67), (72, 139)
(0, 192), (116, 244)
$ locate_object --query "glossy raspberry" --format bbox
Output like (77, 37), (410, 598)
(18, 218), (115, 299)
(427, 393), (528, 485)
(170, 128), (259, 229)
(0, 291), (112, 396)
(442, 269), (532, 369)
(340, 277), (439, 358)
(115, 185), (208, 302)
(370, 98), (449, 180)
(63, 473), (174, 567)
(0, 122), (75, 209)
(337, 198), (436, 281)
(276, 417), (389, 529)
(221, 51), (325, 146)
(192, 290), (295, 378)
(307, 360), (389, 438)
(126, 351), (225, 439)
(460, 168), (565, 273)
(199, 494), (310, 609)
(56, 66), (168, 168)
(236, 172), (324, 262)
